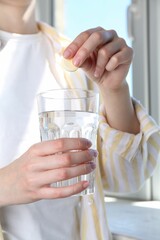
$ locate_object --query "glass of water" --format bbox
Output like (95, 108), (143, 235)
(37, 88), (99, 195)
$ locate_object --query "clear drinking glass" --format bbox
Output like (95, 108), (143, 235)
(37, 88), (99, 195)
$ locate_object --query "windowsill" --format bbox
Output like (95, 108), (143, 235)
(105, 197), (160, 240)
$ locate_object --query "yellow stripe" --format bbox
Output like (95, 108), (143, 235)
(118, 137), (136, 191)
(121, 136), (135, 156)
(149, 137), (160, 152)
(81, 205), (87, 239)
(94, 169), (109, 237)
(63, 72), (75, 89)
(142, 122), (155, 133)
(110, 151), (119, 192)
(99, 128), (112, 190)
(135, 104), (142, 113)
(101, 129), (126, 192)
(38, 22), (67, 43)
(88, 151), (105, 239)
(132, 157), (140, 189)
(81, 195), (105, 240)
(119, 158), (130, 191)
(148, 153), (157, 169)
(103, 127), (112, 143)
(82, 167), (106, 240)
(97, 162), (107, 203)
(98, 132), (106, 180)
(110, 132), (124, 152)
(144, 153), (156, 179)
(63, 71), (87, 89)
(90, 198), (103, 240)
(141, 114), (148, 123)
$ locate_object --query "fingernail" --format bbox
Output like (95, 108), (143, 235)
(83, 181), (89, 188)
(86, 139), (92, 147)
(89, 149), (98, 157)
(94, 69), (101, 78)
(73, 57), (81, 67)
(87, 161), (96, 171)
(63, 49), (72, 58)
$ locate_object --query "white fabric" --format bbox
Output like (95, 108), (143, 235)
(0, 30), (81, 240)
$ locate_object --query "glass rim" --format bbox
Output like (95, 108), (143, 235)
(37, 88), (99, 100)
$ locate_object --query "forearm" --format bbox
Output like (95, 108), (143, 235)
(99, 80), (140, 134)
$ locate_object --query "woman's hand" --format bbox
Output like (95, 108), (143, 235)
(63, 27), (133, 90)
(0, 138), (97, 207)
(63, 27), (139, 134)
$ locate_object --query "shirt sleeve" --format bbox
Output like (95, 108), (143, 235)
(98, 97), (160, 193)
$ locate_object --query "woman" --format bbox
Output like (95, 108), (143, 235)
(0, 0), (159, 239)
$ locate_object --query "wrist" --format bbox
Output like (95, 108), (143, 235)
(99, 79), (129, 97)
(99, 81), (140, 134)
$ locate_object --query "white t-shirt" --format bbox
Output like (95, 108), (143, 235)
(0, 30), (81, 240)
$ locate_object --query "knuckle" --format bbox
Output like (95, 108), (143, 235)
(92, 31), (103, 42)
(55, 138), (66, 150)
(123, 46), (134, 61)
(79, 46), (89, 56)
(59, 169), (68, 180)
(21, 175), (37, 196)
(24, 162), (35, 173)
(80, 30), (91, 40)
(21, 156), (37, 173)
(110, 29), (117, 37)
(111, 56), (119, 65)
(21, 159), (32, 173)
(29, 143), (38, 152)
(70, 41), (79, 50)
(64, 153), (72, 165)
(25, 175), (36, 187)
(118, 37), (126, 45)
(76, 138), (83, 149)
(99, 47), (109, 59)
(28, 143), (39, 157)
(96, 26), (104, 31)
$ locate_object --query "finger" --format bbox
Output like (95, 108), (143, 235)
(106, 46), (133, 71)
(37, 181), (90, 199)
(33, 149), (98, 171)
(93, 37), (126, 78)
(63, 26), (103, 59)
(29, 138), (92, 156)
(36, 161), (96, 186)
(72, 30), (117, 68)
